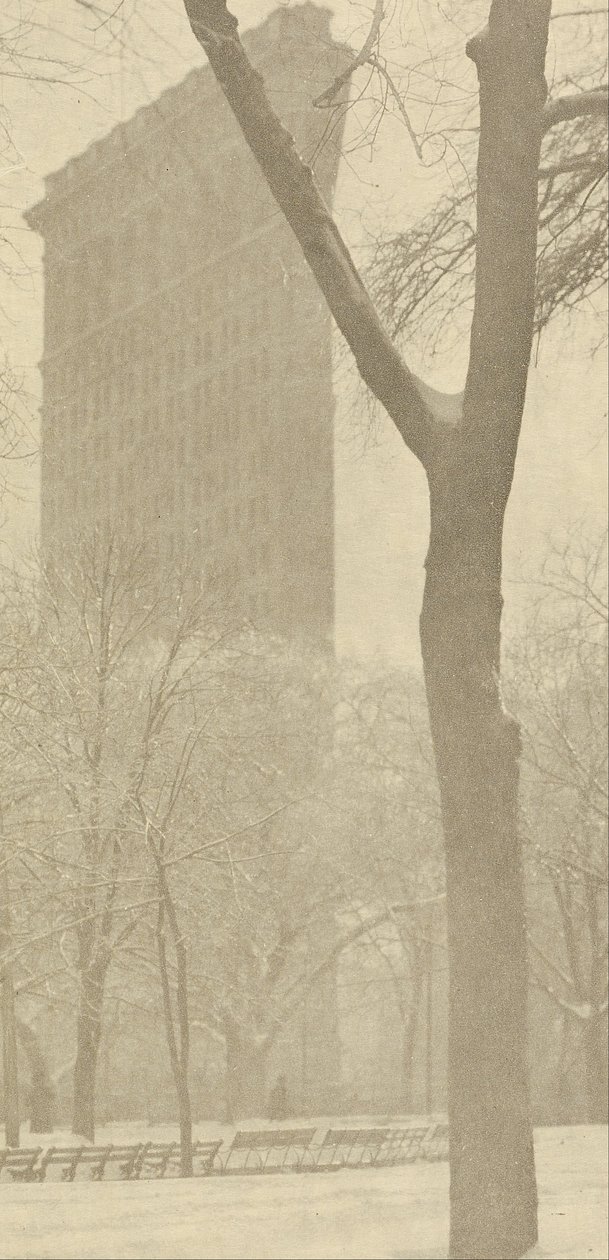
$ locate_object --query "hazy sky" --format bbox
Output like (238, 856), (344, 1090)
(1, 0), (606, 663)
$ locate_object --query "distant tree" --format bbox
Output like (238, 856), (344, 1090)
(333, 665), (444, 1111)
(1, 532), (245, 1143)
(509, 530), (608, 1124)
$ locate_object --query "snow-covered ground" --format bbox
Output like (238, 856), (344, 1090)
(0, 1123), (606, 1259)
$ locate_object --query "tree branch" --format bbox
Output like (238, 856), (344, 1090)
(461, 1), (552, 484)
(543, 86), (609, 133)
(314, 0), (384, 108)
(181, 0), (440, 468)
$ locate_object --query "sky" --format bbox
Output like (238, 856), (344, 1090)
(1, 0), (607, 664)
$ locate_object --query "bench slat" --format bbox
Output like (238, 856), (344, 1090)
(0, 1148), (43, 1182)
(225, 1128), (318, 1173)
(311, 1127), (390, 1170)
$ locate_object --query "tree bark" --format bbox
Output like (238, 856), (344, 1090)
(400, 948), (425, 1114)
(1, 816), (19, 1147)
(17, 1019), (56, 1133)
(155, 874), (193, 1178)
(583, 1010), (608, 1124)
(425, 6), (551, 1253)
(421, 482), (536, 1259)
(72, 963), (106, 1142)
(1, 961), (19, 1147)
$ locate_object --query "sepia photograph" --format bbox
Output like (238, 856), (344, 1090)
(0, 2), (607, 1258)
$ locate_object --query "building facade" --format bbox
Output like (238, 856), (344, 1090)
(26, 4), (349, 640)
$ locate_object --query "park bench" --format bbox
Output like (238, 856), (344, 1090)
(133, 1139), (222, 1179)
(309, 1127), (390, 1171)
(376, 1124), (431, 1166)
(100, 1144), (145, 1179)
(191, 1138), (223, 1176)
(132, 1141), (178, 1178)
(0, 1147), (43, 1182)
(423, 1122), (449, 1161)
(36, 1145), (113, 1181)
(223, 1128), (318, 1174)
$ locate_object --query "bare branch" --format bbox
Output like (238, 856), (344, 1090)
(314, 0), (384, 108)
(543, 86), (609, 132)
(181, 0), (440, 466)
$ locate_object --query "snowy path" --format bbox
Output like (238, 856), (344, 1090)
(0, 1126), (605, 1259)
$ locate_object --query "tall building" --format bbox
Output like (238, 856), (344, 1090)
(26, 4), (349, 640)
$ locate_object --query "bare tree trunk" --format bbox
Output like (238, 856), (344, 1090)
(424, 937), (434, 1116)
(421, 489), (536, 1260)
(16, 1019), (56, 1133)
(72, 961), (106, 1142)
(155, 869), (193, 1178)
(400, 949), (425, 1114)
(555, 1012), (574, 1124)
(583, 1011), (608, 1124)
(1, 960), (19, 1147)
(0, 815), (19, 1147)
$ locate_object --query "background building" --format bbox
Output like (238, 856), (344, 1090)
(26, 4), (349, 641)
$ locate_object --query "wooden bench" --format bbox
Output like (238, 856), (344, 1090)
(310, 1127), (390, 1171)
(132, 1142), (178, 1179)
(0, 1147), (43, 1182)
(192, 1138), (223, 1177)
(36, 1145), (112, 1181)
(223, 1128), (318, 1174)
(100, 1144), (144, 1180)
(134, 1139), (223, 1179)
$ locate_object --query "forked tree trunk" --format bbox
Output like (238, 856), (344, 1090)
(181, 3), (553, 1254)
(421, 485), (537, 1259)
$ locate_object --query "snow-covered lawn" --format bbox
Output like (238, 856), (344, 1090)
(0, 1124), (605, 1259)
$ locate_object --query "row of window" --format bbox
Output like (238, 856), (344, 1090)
(43, 382), (278, 470)
(45, 216), (303, 352)
(43, 332), (322, 422)
(42, 482), (280, 571)
(43, 292), (305, 400)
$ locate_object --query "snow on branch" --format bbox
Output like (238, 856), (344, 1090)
(543, 86), (609, 133)
(181, 0), (440, 467)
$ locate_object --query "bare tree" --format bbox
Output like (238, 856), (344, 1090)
(1, 531), (247, 1141)
(333, 664), (445, 1111)
(369, 7), (608, 357)
(176, 3), (609, 1254)
(510, 529), (608, 1125)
